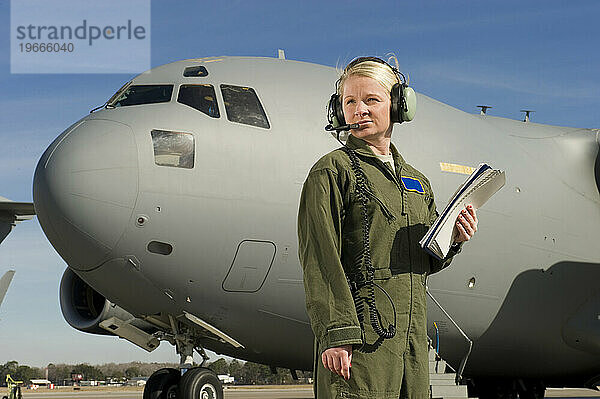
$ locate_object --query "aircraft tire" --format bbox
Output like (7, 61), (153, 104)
(472, 378), (518, 399)
(178, 367), (223, 399)
(517, 381), (545, 399)
(143, 367), (180, 399)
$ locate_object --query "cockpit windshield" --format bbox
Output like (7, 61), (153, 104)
(221, 85), (270, 129)
(111, 85), (173, 107)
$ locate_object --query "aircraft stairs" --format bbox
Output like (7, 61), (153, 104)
(426, 287), (476, 399)
(429, 345), (475, 399)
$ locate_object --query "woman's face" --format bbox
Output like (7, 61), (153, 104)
(342, 74), (392, 141)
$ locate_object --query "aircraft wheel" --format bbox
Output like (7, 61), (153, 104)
(473, 379), (518, 399)
(179, 367), (223, 399)
(143, 368), (181, 399)
(517, 381), (545, 399)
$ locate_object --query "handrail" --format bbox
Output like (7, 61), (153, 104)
(426, 287), (473, 384)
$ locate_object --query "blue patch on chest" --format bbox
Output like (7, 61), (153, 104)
(401, 176), (425, 194)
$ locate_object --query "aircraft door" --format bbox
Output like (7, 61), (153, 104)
(222, 240), (276, 293)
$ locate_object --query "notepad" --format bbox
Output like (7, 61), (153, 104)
(420, 163), (506, 260)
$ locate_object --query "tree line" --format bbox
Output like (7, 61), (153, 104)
(207, 359), (311, 385)
(0, 360), (312, 386)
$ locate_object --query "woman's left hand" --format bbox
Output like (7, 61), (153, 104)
(453, 204), (477, 243)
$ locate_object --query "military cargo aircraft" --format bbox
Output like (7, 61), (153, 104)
(28, 56), (600, 399)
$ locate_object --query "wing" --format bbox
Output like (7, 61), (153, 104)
(0, 196), (35, 245)
(0, 270), (15, 307)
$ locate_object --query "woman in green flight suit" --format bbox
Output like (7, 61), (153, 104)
(297, 57), (478, 399)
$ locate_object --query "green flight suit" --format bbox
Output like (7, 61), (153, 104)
(298, 134), (461, 399)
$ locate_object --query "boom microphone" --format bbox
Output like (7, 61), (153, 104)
(325, 123), (360, 132)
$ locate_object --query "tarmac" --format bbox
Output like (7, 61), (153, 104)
(1, 385), (314, 399)
(6, 386), (600, 398)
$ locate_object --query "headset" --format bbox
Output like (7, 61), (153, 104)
(325, 56), (417, 132)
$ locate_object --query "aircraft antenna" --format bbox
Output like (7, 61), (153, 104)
(477, 105), (492, 115)
(278, 49), (286, 59)
(520, 110), (534, 122)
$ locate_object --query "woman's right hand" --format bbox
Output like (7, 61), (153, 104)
(322, 345), (353, 380)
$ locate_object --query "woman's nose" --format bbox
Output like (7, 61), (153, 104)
(355, 101), (368, 115)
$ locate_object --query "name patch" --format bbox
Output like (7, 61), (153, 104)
(401, 176), (425, 194)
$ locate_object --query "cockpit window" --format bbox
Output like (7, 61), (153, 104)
(151, 130), (194, 169)
(220, 85), (270, 129)
(177, 85), (220, 118)
(183, 66), (208, 77)
(112, 85), (173, 107)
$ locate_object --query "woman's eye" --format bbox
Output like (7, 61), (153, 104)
(345, 99), (355, 105)
(367, 98), (379, 103)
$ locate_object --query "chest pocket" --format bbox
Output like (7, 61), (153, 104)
(401, 176), (431, 225)
(386, 176), (431, 276)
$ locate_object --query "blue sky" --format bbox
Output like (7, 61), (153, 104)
(0, 0), (598, 367)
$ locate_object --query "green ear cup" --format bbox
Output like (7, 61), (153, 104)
(401, 86), (416, 122)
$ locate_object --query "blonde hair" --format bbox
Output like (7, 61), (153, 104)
(337, 56), (400, 98)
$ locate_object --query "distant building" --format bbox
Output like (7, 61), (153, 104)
(218, 374), (234, 384)
(29, 379), (52, 390)
(80, 380), (100, 386)
(30, 379), (51, 386)
(126, 377), (148, 387)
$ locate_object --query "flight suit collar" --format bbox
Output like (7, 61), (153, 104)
(346, 134), (406, 169)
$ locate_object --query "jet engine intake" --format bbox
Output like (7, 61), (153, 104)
(59, 268), (156, 336)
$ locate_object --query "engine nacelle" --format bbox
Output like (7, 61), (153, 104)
(59, 268), (156, 336)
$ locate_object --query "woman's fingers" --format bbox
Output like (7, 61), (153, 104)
(463, 206), (477, 233)
(455, 220), (469, 242)
(333, 354), (342, 375)
(468, 204), (478, 226)
(326, 352), (335, 373)
(340, 351), (351, 380)
(322, 346), (352, 379)
(459, 214), (474, 236)
(454, 205), (478, 243)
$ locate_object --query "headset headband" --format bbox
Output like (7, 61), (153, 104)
(336, 56), (408, 94)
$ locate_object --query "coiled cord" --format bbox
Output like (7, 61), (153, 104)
(341, 146), (396, 340)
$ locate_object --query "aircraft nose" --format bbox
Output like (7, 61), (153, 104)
(33, 119), (138, 271)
